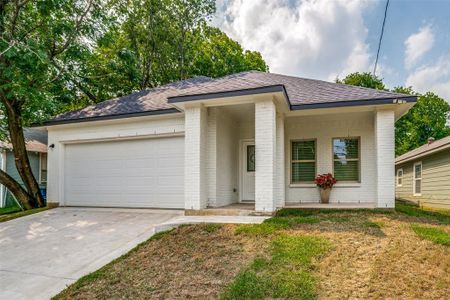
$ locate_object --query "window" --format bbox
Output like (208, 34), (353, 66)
(247, 145), (255, 172)
(413, 162), (422, 196)
(396, 168), (403, 186)
(291, 140), (316, 182)
(40, 153), (47, 184)
(333, 137), (360, 182)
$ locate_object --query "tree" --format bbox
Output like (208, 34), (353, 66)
(81, 2), (268, 103)
(338, 72), (450, 156)
(336, 72), (385, 90)
(189, 26), (268, 78)
(0, 0), (109, 208)
(394, 87), (450, 156)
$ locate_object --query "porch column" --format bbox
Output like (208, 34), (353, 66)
(255, 99), (277, 212)
(184, 104), (207, 210)
(374, 109), (395, 208)
(275, 113), (285, 208)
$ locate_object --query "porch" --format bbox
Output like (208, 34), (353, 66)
(183, 95), (396, 213)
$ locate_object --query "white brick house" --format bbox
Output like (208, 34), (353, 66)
(42, 71), (416, 213)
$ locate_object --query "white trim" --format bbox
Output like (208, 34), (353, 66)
(413, 161), (422, 196)
(239, 139), (255, 203)
(289, 139), (317, 184)
(39, 153), (48, 185)
(0, 150), (6, 207)
(396, 168), (403, 187)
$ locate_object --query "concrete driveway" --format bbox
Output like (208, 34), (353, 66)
(0, 207), (182, 300)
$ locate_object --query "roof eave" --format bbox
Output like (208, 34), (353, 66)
(167, 84), (288, 103)
(395, 143), (450, 165)
(291, 96), (417, 110)
(40, 108), (180, 127)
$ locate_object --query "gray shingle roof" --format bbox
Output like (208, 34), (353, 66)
(395, 135), (450, 164)
(46, 71), (415, 125)
(169, 71), (412, 107)
(0, 128), (48, 153)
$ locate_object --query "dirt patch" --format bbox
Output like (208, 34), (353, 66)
(56, 224), (264, 300)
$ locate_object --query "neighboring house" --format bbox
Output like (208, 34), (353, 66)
(0, 128), (48, 207)
(42, 71), (416, 213)
(395, 136), (450, 210)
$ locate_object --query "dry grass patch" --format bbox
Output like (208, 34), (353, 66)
(54, 224), (264, 300)
(55, 203), (450, 299)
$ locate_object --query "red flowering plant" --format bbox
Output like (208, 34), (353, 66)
(314, 173), (337, 189)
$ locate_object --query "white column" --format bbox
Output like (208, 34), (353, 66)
(184, 104), (207, 210)
(255, 99), (277, 212)
(374, 109), (395, 208)
(276, 113), (285, 208)
(206, 107), (217, 207)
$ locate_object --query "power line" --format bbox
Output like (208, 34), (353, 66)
(373, 0), (390, 76)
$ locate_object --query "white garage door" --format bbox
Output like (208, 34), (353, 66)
(64, 136), (184, 208)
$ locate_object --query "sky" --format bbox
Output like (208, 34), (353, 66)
(212, 0), (450, 103)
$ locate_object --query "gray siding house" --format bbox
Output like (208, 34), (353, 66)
(0, 129), (48, 207)
(395, 136), (450, 210)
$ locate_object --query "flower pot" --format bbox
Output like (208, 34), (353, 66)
(319, 188), (331, 204)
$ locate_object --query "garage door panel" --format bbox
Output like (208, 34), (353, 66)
(64, 136), (184, 208)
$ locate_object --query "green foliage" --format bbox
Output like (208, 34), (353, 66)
(411, 224), (450, 246)
(0, 0), (113, 138)
(221, 235), (331, 300)
(394, 88), (450, 156)
(337, 73), (450, 156)
(336, 72), (386, 90)
(83, 1), (268, 103)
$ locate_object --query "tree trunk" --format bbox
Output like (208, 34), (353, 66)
(2, 98), (44, 208)
(0, 169), (35, 210)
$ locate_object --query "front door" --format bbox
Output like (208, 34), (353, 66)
(241, 141), (255, 201)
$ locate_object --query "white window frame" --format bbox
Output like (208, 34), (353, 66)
(332, 137), (361, 183)
(290, 139), (317, 183)
(396, 168), (403, 187)
(39, 153), (48, 185)
(413, 161), (422, 196)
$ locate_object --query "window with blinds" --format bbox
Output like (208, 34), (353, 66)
(291, 140), (316, 182)
(333, 138), (360, 182)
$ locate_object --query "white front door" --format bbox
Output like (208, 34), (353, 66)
(241, 141), (255, 201)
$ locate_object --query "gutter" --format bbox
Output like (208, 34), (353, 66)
(37, 108), (180, 127)
(291, 96), (417, 110)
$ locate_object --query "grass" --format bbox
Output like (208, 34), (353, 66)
(221, 235), (331, 300)
(53, 228), (176, 299)
(395, 201), (450, 224)
(0, 205), (22, 215)
(54, 205), (450, 300)
(0, 206), (50, 223)
(411, 224), (450, 246)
